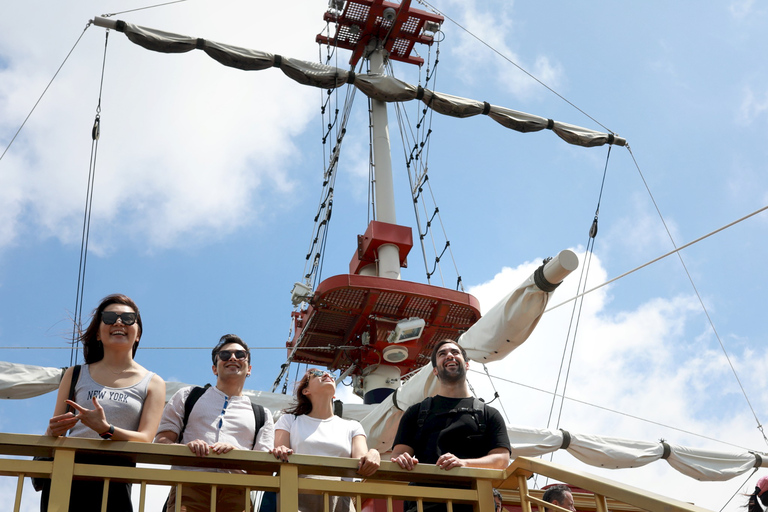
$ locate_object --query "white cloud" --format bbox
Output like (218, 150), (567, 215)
(737, 85), (768, 125)
(464, 250), (763, 509)
(0, 1), (322, 254)
(441, 0), (563, 101)
(730, 0), (756, 19)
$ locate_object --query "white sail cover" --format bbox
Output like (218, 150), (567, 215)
(91, 17), (626, 149)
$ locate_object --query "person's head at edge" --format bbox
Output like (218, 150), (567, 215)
(493, 488), (503, 511)
(747, 476), (768, 512)
(80, 293), (142, 364)
(542, 484), (576, 512)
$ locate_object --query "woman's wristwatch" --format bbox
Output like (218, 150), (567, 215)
(99, 424), (115, 439)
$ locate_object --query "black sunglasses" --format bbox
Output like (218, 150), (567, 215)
(101, 311), (137, 326)
(218, 350), (247, 361)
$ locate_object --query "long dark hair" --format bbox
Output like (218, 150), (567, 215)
(747, 486), (768, 512)
(80, 294), (143, 364)
(283, 371), (314, 416)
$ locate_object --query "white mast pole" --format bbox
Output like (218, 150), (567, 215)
(368, 41), (401, 280)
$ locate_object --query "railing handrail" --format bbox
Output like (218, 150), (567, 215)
(0, 433), (714, 512)
(504, 456), (713, 512)
(0, 432), (504, 483)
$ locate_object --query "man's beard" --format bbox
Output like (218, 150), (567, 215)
(436, 362), (466, 383)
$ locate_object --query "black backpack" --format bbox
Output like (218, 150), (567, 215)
(415, 396), (487, 444)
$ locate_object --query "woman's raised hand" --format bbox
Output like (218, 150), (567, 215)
(65, 396), (110, 435)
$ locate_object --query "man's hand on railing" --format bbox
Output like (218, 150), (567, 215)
(435, 452), (466, 471)
(185, 439), (234, 457)
(271, 445), (293, 462)
(357, 448), (381, 477)
(208, 442), (236, 455)
(390, 451), (419, 471)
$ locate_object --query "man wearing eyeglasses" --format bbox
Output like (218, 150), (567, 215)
(155, 334), (275, 512)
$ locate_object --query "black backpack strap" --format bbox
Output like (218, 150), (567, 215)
(179, 384), (211, 444)
(333, 399), (344, 418)
(416, 396), (432, 428)
(250, 402), (266, 448)
(64, 365), (81, 415)
(472, 397), (486, 434)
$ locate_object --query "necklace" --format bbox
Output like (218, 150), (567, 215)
(101, 363), (133, 375)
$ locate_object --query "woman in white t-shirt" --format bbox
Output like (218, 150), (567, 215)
(272, 368), (380, 511)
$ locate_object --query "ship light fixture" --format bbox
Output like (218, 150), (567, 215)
(383, 345), (409, 363)
(290, 282), (313, 306)
(387, 317), (426, 344)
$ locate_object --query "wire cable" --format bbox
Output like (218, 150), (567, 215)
(545, 203), (768, 313)
(415, 0), (615, 135)
(470, 369), (758, 452)
(625, 145), (768, 448)
(0, 22), (92, 165)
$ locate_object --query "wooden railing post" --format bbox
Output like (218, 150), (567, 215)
(48, 449), (76, 512)
(476, 477), (494, 512)
(594, 493), (609, 512)
(277, 463), (299, 512)
(517, 473), (532, 512)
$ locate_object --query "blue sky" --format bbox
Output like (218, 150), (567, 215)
(2, 0), (768, 510)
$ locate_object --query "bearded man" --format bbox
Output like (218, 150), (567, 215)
(390, 340), (511, 512)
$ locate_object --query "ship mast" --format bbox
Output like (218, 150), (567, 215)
(367, 40), (400, 280)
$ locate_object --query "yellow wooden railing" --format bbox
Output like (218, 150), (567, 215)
(0, 433), (713, 512)
(498, 457), (713, 512)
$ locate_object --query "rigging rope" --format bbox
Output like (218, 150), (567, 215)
(718, 468), (759, 512)
(0, 22), (92, 165)
(543, 147), (768, 448)
(546, 146), (612, 441)
(70, 29), (111, 366)
(625, 145), (768, 449)
(100, 0), (190, 17)
(275, 21), (360, 390)
(415, 0), (617, 136)
(389, 41), (467, 291)
(546, 202), (768, 313)
(470, 368), (758, 452)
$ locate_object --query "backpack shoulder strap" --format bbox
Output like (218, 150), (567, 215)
(472, 397), (487, 434)
(250, 402), (266, 447)
(416, 396), (433, 428)
(63, 365), (81, 415)
(179, 384), (211, 443)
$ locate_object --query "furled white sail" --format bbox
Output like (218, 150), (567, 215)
(91, 17), (626, 149)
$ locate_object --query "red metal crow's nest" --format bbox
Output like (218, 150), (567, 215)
(288, 274), (481, 375)
(316, 0), (444, 67)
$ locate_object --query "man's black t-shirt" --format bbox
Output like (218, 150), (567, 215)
(392, 395), (511, 512)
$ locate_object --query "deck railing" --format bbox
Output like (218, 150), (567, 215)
(0, 432), (713, 512)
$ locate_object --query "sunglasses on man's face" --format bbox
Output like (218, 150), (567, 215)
(218, 350), (248, 362)
(101, 311), (137, 325)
